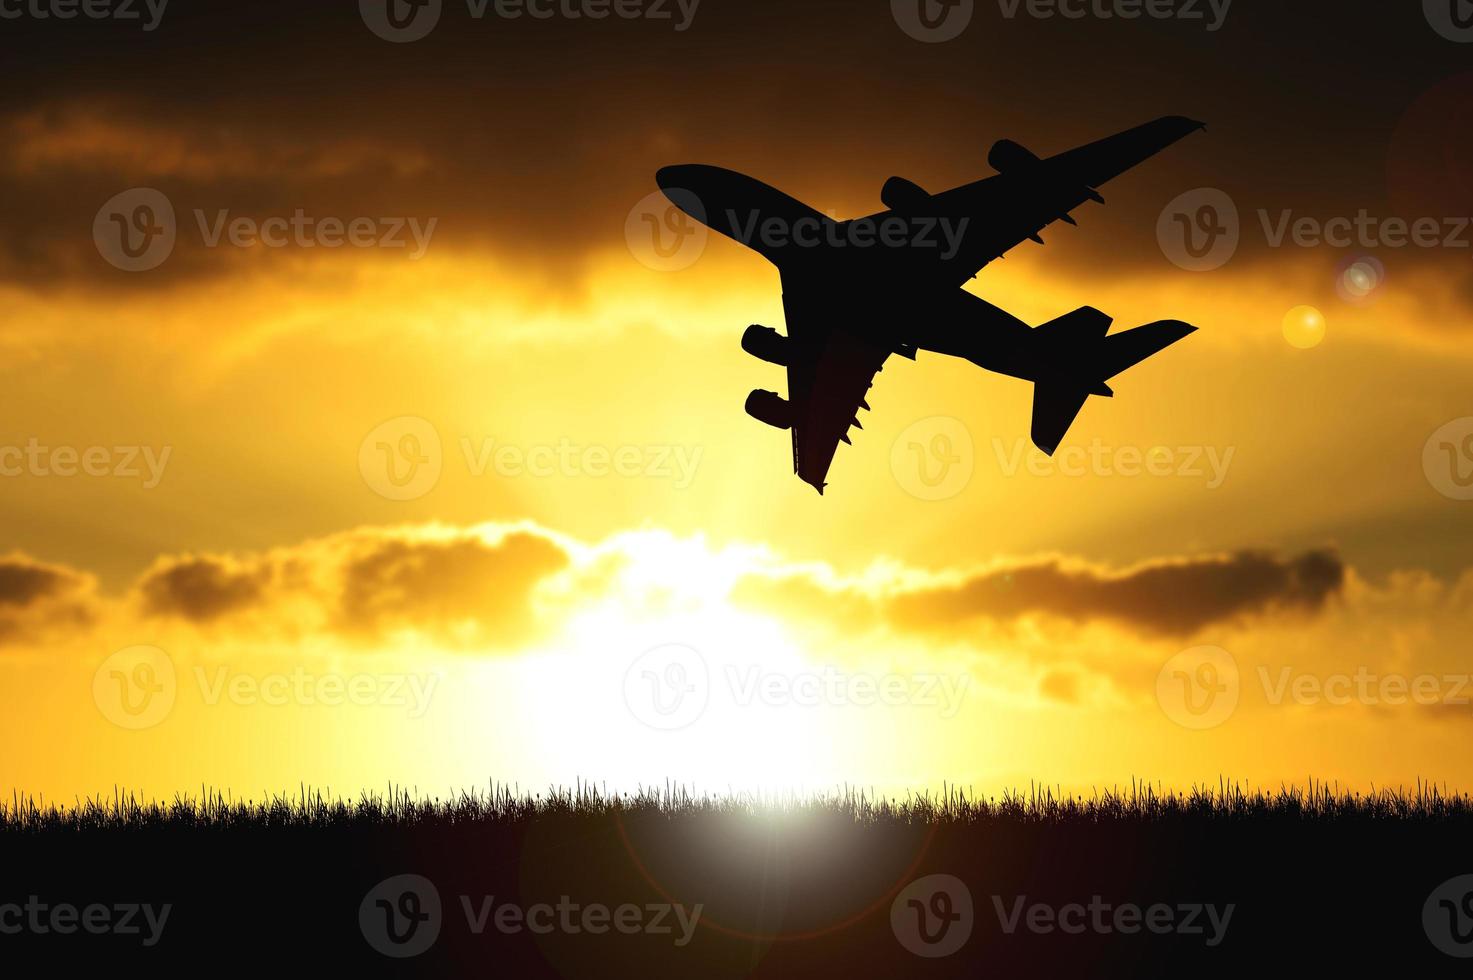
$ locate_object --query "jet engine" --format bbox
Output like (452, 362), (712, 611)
(741, 324), (789, 366)
(987, 139), (1041, 174)
(880, 176), (931, 213)
(745, 390), (792, 430)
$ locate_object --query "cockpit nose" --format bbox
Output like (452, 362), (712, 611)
(654, 165), (715, 223)
(655, 165), (693, 192)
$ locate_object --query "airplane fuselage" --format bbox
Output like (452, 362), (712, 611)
(655, 164), (1035, 378)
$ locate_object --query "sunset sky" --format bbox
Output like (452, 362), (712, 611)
(2, 1), (1472, 801)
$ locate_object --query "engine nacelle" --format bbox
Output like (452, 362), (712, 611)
(745, 390), (792, 430)
(741, 324), (790, 366)
(988, 139), (1041, 174)
(880, 176), (931, 213)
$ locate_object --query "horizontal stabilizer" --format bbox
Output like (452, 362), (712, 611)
(1099, 320), (1197, 380)
(1037, 306), (1114, 345)
(1028, 317), (1197, 455)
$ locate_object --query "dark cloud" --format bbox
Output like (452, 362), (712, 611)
(738, 549), (1346, 639)
(0, 556), (79, 608)
(889, 549), (1345, 637)
(138, 556), (269, 622)
(129, 528), (574, 648)
(0, 0), (1468, 312)
(337, 532), (570, 646)
(0, 554), (96, 642)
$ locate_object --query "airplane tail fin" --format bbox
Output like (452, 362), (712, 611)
(1027, 308), (1197, 456)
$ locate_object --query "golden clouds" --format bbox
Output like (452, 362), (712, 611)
(132, 524), (571, 650)
(734, 549), (1345, 639)
(1, 522), (1352, 658)
(0, 553), (97, 643)
(889, 550), (1346, 638)
(6, 105), (434, 182)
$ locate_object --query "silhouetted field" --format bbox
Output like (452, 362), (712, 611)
(5, 781), (1471, 974)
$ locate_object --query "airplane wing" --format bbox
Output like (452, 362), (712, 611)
(781, 288), (891, 493)
(874, 116), (1207, 284)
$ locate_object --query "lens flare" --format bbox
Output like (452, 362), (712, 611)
(1282, 305), (1326, 349)
(1335, 255), (1385, 304)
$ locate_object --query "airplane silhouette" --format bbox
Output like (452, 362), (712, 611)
(656, 116), (1205, 494)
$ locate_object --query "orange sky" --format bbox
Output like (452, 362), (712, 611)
(1, 1), (1472, 801)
